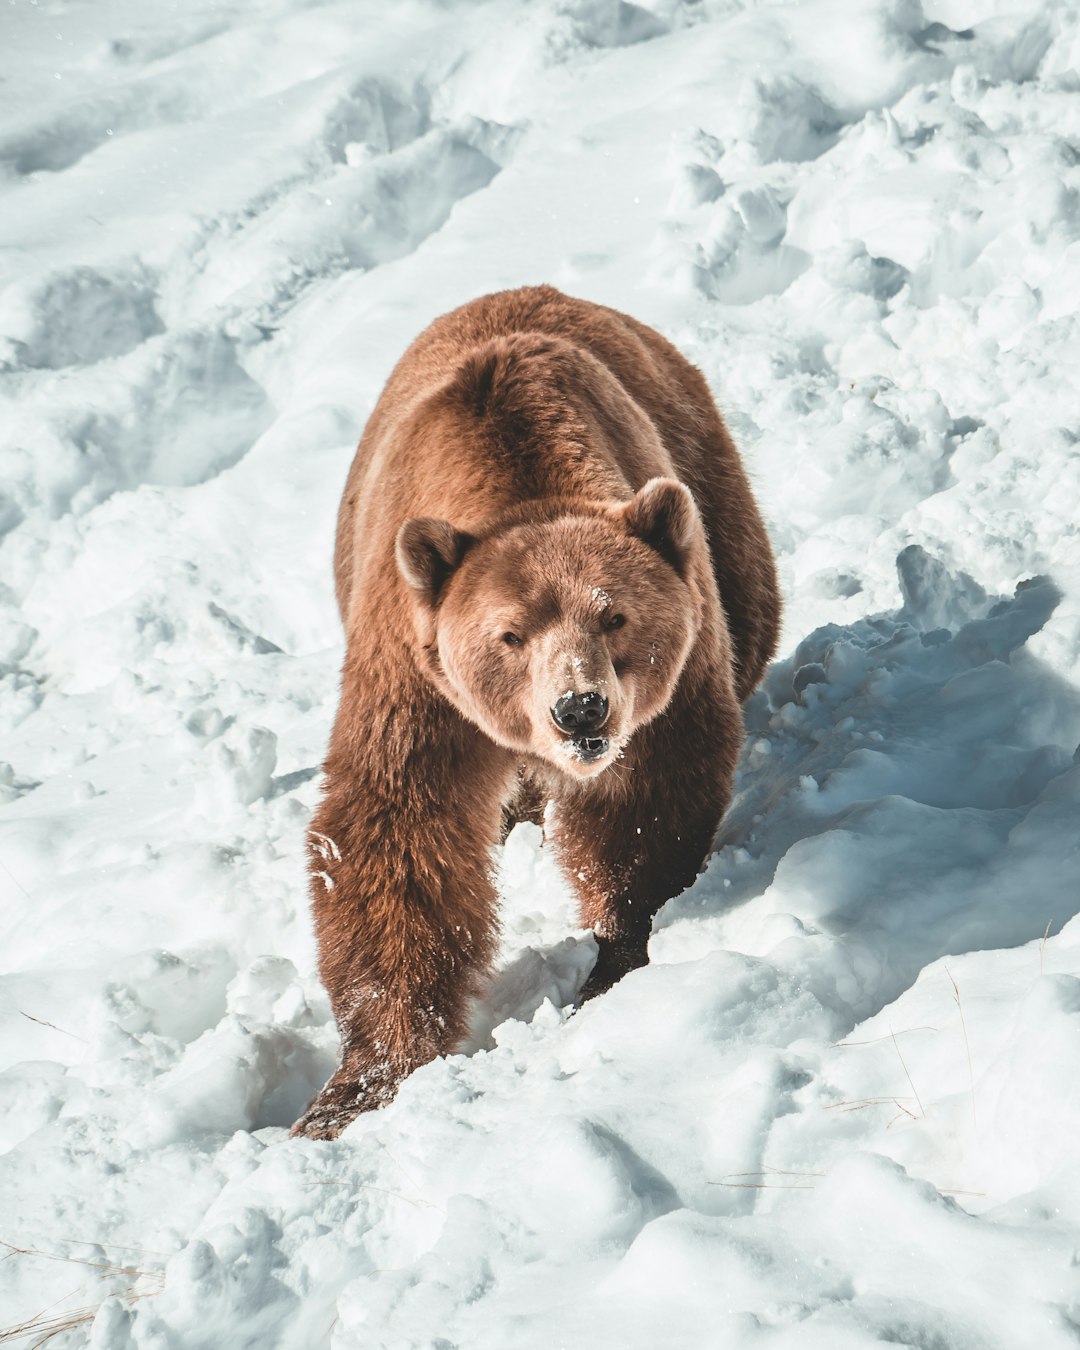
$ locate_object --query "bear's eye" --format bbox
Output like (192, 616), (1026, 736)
(502, 631), (524, 646)
(603, 613), (627, 631)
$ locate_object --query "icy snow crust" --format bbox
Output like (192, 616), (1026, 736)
(2, 0), (1080, 1343)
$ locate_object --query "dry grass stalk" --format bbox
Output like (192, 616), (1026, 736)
(17, 1012), (86, 1043)
(944, 965), (976, 1130)
(834, 1026), (938, 1048)
(885, 1101), (919, 1130)
(1040, 919), (1053, 976)
(711, 1168), (823, 1190)
(0, 1238), (164, 1348)
(0, 1240), (155, 1280)
(824, 1096), (916, 1115)
(0, 1304), (98, 1348)
(889, 1024), (925, 1118)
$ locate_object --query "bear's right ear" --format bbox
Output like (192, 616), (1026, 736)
(621, 477), (699, 576)
(396, 517), (473, 605)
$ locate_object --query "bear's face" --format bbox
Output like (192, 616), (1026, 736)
(397, 479), (702, 779)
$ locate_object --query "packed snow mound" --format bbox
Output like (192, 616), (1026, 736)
(1, 0), (1079, 1346)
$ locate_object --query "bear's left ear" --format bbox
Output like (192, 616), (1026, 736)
(396, 517), (474, 606)
(621, 477), (699, 576)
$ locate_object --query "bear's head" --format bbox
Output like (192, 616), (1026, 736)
(396, 478), (703, 778)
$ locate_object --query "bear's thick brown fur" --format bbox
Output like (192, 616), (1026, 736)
(292, 285), (780, 1139)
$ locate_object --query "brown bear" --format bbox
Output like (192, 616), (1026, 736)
(291, 285), (780, 1139)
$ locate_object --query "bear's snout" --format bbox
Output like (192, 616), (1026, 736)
(551, 691), (609, 734)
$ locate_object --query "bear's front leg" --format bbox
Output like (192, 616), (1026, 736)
(555, 799), (722, 1003)
(291, 666), (512, 1139)
(552, 696), (739, 1003)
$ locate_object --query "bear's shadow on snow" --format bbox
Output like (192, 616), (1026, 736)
(651, 546), (1080, 1023)
(457, 549), (1080, 1044)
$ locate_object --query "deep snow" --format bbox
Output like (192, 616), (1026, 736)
(1, 0), (1079, 1346)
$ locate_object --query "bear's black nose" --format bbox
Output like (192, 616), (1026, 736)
(551, 691), (609, 733)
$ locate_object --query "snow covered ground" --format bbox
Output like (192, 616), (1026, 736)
(2, 0), (1079, 1343)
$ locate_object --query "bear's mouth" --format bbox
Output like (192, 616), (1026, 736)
(570, 733), (610, 763)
